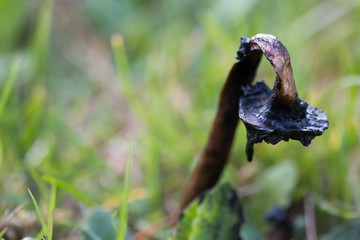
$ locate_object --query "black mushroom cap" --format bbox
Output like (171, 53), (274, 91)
(236, 34), (329, 162)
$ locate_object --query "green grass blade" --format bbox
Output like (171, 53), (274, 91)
(111, 211), (120, 233)
(43, 175), (93, 207)
(28, 188), (49, 239)
(116, 139), (133, 240)
(30, 0), (53, 76)
(111, 35), (163, 210)
(36, 228), (46, 240)
(48, 181), (57, 239)
(80, 226), (102, 240)
(27, 167), (48, 201)
(316, 195), (360, 219)
(0, 228), (7, 238)
(283, 1), (360, 43)
(111, 34), (144, 116)
(0, 57), (21, 117)
(111, 34), (131, 92)
(0, 136), (3, 167)
(110, 33), (169, 138)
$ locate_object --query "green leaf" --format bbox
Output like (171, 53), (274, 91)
(173, 199), (200, 240)
(83, 209), (116, 240)
(82, 209), (133, 240)
(173, 182), (244, 240)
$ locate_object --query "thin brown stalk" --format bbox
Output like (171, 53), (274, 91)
(180, 51), (262, 210)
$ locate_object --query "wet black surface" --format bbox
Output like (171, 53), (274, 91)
(239, 81), (328, 161)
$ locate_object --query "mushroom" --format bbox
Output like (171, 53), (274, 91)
(180, 34), (328, 210)
(237, 34), (328, 161)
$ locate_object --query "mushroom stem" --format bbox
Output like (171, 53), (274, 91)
(250, 34), (298, 104)
(180, 34), (305, 209)
(180, 51), (262, 210)
(180, 33), (328, 220)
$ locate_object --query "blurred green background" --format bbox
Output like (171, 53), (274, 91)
(0, 0), (359, 239)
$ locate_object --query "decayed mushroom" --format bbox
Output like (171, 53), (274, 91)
(237, 34), (328, 161)
(180, 34), (328, 210)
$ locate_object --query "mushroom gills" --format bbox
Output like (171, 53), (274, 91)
(240, 81), (328, 162)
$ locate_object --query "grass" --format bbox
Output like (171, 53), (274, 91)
(28, 188), (50, 240)
(116, 139), (132, 240)
(0, 228), (7, 238)
(30, 0), (53, 78)
(0, 0), (359, 239)
(0, 58), (21, 117)
(0, 57), (20, 169)
(42, 175), (93, 207)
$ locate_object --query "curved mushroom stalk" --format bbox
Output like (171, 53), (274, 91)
(249, 34), (298, 103)
(179, 55), (259, 209)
